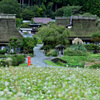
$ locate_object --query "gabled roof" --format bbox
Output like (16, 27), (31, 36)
(33, 17), (52, 24)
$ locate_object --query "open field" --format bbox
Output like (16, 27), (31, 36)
(0, 67), (100, 100)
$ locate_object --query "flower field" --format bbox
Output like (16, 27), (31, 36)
(0, 66), (100, 100)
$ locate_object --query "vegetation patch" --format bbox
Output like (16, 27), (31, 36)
(0, 67), (100, 99)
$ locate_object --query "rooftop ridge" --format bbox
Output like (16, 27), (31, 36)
(0, 14), (16, 19)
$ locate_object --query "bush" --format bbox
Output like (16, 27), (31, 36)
(0, 55), (6, 58)
(71, 43), (87, 52)
(44, 45), (51, 52)
(20, 23), (30, 28)
(89, 64), (100, 69)
(11, 55), (26, 66)
(85, 43), (100, 50)
(0, 59), (9, 67)
(0, 49), (7, 54)
(64, 48), (87, 56)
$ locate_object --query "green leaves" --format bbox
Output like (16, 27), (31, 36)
(0, 0), (21, 17)
(37, 24), (70, 48)
(0, 67), (100, 99)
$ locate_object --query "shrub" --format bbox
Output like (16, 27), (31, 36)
(64, 48), (87, 56)
(20, 22), (30, 28)
(0, 55), (6, 58)
(71, 43), (87, 52)
(11, 55), (26, 66)
(44, 45), (51, 52)
(0, 59), (9, 67)
(89, 64), (100, 69)
(23, 32), (29, 34)
(85, 43), (100, 50)
(0, 49), (7, 54)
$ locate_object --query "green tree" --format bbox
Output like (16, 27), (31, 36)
(8, 37), (19, 54)
(22, 9), (34, 20)
(63, 5), (73, 17)
(37, 23), (70, 48)
(0, 0), (21, 17)
(91, 32), (100, 44)
(45, 2), (54, 18)
(21, 37), (37, 54)
(33, 0), (46, 7)
(83, 0), (100, 16)
(16, 18), (23, 27)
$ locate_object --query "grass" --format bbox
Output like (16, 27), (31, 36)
(45, 53), (100, 67)
(44, 60), (58, 66)
(0, 67), (100, 99)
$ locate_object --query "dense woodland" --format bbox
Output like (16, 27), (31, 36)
(0, 0), (100, 19)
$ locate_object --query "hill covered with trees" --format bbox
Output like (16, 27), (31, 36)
(0, 0), (100, 19)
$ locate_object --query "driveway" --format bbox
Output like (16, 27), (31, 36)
(26, 44), (52, 67)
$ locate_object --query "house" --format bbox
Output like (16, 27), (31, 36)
(20, 28), (32, 33)
(0, 14), (23, 50)
(55, 16), (100, 44)
(33, 17), (52, 25)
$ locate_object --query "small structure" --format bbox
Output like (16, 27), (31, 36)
(33, 17), (52, 25)
(20, 28), (32, 33)
(56, 44), (65, 56)
(30, 23), (41, 34)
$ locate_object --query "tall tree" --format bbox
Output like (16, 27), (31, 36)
(0, 0), (21, 17)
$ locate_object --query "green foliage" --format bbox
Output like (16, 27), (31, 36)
(11, 55), (25, 66)
(85, 43), (100, 50)
(16, 18), (23, 27)
(83, 0), (100, 16)
(23, 32), (29, 35)
(0, 67), (100, 99)
(31, 18), (34, 24)
(89, 64), (100, 69)
(54, 6), (65, 16)
(0, 0), (21, 17)
(71, 43), (87, 52)
(44, 45), (51, 52)
(63, 5), (73, 17)
(22, 9), (34, 20)
(37, 23), (70, 49)
(0, 59), (9, 67)
(21, 37), (37, 54)
(45, 2), (54, 18)
(0, 55), (6, 58)
(0, 49), (7, 54)
(8, 37), (19, 54)
(91, 32), (100, 44)
(46, 49), (57, 56)
(64, 48), (87, 56)
(20, 22), (30, 28)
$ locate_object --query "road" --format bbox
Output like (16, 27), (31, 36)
(26, 44), (50, 67)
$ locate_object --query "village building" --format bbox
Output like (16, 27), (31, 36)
(0, 14), (23, 50)
(55, 16), (100, 44)
(33, 17), (52, 25)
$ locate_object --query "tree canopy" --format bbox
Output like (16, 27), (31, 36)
(0, 0), (21, 17)
(37, 23), (70, 48)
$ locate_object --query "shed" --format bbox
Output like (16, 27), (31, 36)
(56, 44), (65, 56)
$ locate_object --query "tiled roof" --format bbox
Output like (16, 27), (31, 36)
(33, 17), (52, 24)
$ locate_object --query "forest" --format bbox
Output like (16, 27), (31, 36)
(0, 0), (100, 19)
